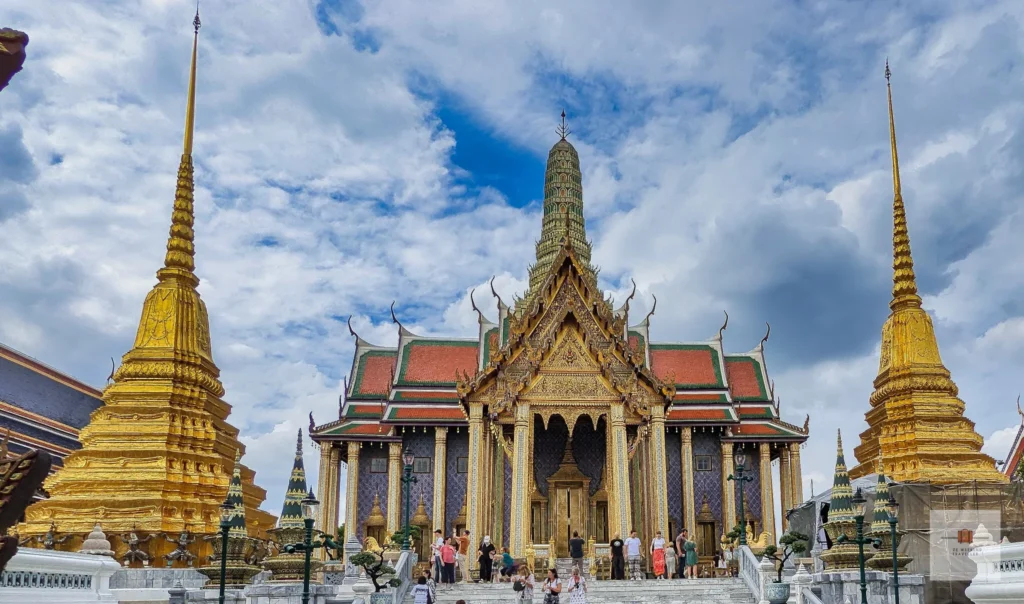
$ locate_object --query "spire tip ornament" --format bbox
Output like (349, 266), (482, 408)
(557, 109), (571, 140)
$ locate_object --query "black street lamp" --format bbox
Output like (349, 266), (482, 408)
(837, 488), (879, 604)
(300, 491), (320, 604)
(727, 451), (754, 546)
(217, 497), (232, 604)
(887, 493), (901, 604)
(401, 447), (417, 551)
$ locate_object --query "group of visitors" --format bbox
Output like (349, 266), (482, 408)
(510, 565), (589, 604)
(426, 528), (518, 589)
(609, 528), (700, 580)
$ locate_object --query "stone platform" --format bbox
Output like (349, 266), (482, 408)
(405, 577), (755, 603)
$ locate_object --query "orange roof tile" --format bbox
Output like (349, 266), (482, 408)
(398, 340), (478, 386)
(673, 393), (729, 403)
(387, 406), (467, 421)
(650, 345), (723, 388)
(666, 408), (732, 421)
(392, 390), (459, 401)
(732, 423), (787, 436)
(725, 358), (767, 400)
(352, 350), (396, 398)
(344, 403), (384, 419)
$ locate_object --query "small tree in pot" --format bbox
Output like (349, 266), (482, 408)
(762, 531), (809, 583)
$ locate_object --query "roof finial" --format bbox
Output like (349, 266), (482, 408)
(718, 310), (729, 341)
(556, 109), (571, 140)
(158, 6), (203, 286)
(886, 61), (921, 310)
(296, 428), (303, 454)
(643, 294), (657, 325)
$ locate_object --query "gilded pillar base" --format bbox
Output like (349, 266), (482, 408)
(820, 520), (861, 572)
(865, 530), (913, 571)
(197, 536), (262, 586)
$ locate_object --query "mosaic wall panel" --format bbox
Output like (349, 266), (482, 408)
(735, 445), (762, 527)
(503, 453), (512, 546)
(533, 416), (569, 496)
(573, 416), (605, 496)
(445, 429), (469, 534)
(357, 441), (390, 541)
(405, 430), (436, 524)
(691, 432), (723, 529)
(665, 430), (682, 531)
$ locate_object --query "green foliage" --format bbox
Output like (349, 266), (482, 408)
(389, 525), (422, 548)
(724, 524), (745, 542)
(349, 551), (401, 592)
(762, 531), (809, 583)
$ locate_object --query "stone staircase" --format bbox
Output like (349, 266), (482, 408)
(406, 577), (756, 603)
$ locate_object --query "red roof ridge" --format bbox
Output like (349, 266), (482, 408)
(0, 341), (104, 399)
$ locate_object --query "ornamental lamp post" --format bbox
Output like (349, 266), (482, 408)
(401, 447), (417, 551)
(727, 451), (754, 546)
(300, 490), (320, 604)
(887, 492), (901, 604)
(217, 498), (232, 604)
(837, 488), (878, 604)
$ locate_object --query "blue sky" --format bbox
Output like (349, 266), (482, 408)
(2, 0), (1024, 521)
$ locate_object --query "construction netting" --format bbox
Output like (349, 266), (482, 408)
(788, 478), (1024, 604)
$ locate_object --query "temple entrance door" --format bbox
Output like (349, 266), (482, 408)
(553, 485), (587, 557)
(546, 438), (592, 557)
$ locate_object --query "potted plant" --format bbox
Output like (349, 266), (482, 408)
(761, 531), (809, 604)
(349, 550), (402, 593)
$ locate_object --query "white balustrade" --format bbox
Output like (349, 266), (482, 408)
(967, 536), (1024, 603)
(0, 548), (120, 603)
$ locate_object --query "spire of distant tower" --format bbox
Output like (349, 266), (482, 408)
(557, 109), (571, 140)
(159, 3), (202, 288)
(886, 62), (921, 311)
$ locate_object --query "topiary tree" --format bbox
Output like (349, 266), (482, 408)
(389, 525), (422, 549)
(762, 531), (809, 583)
(349, 550), (402, 592)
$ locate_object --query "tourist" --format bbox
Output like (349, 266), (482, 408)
(566, 566), (588, 603)
(664, 537), (677, 579)
(422, 570), (436, 602)
(432, 529), (444, 581)
(500, 546), (517, 581)
(541, 568), (562, 604)
(478, 535), (496, 582)
(625, 529), (643, 580)
(650, 530), (666, 579)
(569, 530), (586, 575)
(724, 544), (735, 576)
(489, 547), (501, 583)
(440, 537), (457, 586)
(458, 529), (471, 583)
(412, 576), (430, 604)
(514, 565), (535, 601)
(609, 533), (625, 580)
(671, 532), (688, 581)
(683, 531), (698, 579)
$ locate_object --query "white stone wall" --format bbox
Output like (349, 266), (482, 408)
(0, 548), (120, 603)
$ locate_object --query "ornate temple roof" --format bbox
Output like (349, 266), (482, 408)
(312, 117), (808, 447)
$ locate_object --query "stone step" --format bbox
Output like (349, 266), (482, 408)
(406, 578), (755, 603)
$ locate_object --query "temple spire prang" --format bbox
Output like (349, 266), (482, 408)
(886, 61), (921, 311)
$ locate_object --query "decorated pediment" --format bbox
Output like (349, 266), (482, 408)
(458, 243), (672, 421)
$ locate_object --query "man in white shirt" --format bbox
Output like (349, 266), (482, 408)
(625, 529), (644, 580)
(431, 529), (444, 581)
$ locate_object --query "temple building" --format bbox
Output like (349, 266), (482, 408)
(17, 11), (276, 560)
(848, 65), (1005, 485)
(311, 120), (810, 565)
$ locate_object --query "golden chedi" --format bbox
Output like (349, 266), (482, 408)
(849, 65), (1005, 484)
(19, 9), (275, 561)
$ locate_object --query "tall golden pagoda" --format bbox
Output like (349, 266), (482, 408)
(849, 64), (1005, 484)
(19, 9), (276, 559)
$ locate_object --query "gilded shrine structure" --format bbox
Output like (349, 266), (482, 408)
(312, 125), (809, 568)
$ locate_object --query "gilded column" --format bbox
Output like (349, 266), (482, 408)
(509, 403), (531, 556)
(759, 443), (776, 544)
(467, 403), (486, 566)
(681, 427), (696, 534)
(790, 443), (804, 508)
(433, 428), (447, 532)
(328, 444), (342, 535)
(492, 439), (505, 542)
(650, 405), (669, 538)
(316, 443), (333, 534)
(779, 446), (792, 531)
(387, 442), (403, 535)
(609, 402), (632, 539)
(345, 441), (360, 539)
(721, 441), (736, 533)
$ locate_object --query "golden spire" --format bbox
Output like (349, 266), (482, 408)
(886, 61), (921, 311)
(18, 7), (276, 553)
(159, 4), (202, 288)
(848, 62), (1005, 485)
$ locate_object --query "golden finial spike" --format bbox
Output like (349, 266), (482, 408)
(158, 6), (202, 286)
(886, 62), (920, 309)
(184, 5), (200, 156)
(837, 428), (843, 451)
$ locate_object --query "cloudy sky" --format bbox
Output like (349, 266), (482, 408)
(2, 0), (1023, 521)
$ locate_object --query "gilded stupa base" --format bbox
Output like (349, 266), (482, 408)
(263, 526), (322, 582)
(865, 530), (912, 571)
(198, 536), (262, 586)
(821, 520), (861, 572)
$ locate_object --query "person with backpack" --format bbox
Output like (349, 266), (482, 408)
(512, 565), (534, 601)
